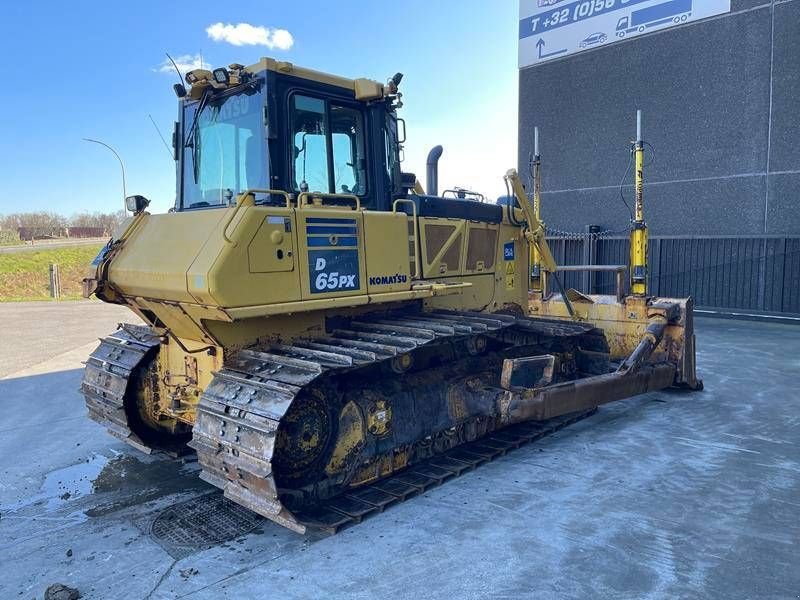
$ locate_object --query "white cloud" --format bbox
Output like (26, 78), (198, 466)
(206, 22), (294, 50)
(154, 54), (204, 74)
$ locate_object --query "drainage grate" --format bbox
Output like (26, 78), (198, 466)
(150, 493), (263, 558)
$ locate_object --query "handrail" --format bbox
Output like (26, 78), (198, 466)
(222, 189), (293, 244)
(553, 264), (627, 301)
(393, 198), (420, 279)
(256, 189), (293, 208)
(297, 192), (360, 211)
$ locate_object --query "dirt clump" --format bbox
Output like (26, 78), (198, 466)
(44, 583), (80, 600)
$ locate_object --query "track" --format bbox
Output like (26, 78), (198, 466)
(189, 310), (597, 532)
(81, 324), (161, 454)
(82, 311), (600, 534)
(293, 408), (594, 534)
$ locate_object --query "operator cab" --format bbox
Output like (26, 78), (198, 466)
(174, 58), (402, 212)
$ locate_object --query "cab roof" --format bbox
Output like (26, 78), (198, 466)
(247, 57), (386, 100)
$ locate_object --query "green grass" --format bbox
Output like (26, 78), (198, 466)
(0, 244), (103, 301)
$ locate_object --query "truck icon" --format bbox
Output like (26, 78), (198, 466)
(616, 0), (692, 38)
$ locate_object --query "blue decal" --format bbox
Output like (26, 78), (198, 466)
(307, 236), (359, 248)
(306, 225), (358, 235)
(519, 0), (653, 39)
(309, 249), (360, 294)
(305, 217), (357, 224)
(91, 242), (112, 266)
(503, 241), (515, 261)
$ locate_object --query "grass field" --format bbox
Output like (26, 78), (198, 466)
(0, 243), (103, 301)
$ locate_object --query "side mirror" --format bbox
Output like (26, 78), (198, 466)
(125, 195), (151, 214)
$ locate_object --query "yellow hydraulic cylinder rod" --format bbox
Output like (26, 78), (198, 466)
(630, 109), (648, 296)
(530, 127), (544, 292)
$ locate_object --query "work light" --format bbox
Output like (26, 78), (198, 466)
(213, 68), (230, 85)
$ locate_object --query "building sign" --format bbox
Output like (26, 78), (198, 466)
(519, 0), (731, 67)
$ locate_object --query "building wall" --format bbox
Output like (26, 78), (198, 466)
(518, 0), (800, 236)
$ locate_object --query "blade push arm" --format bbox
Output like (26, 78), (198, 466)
(504, 169), (557, 273)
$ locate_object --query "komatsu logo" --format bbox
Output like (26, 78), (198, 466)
(368, 273), (408, 286)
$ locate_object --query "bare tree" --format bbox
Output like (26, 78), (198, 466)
(0, 211), (126, 238)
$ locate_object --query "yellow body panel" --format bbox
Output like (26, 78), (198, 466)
(108, 210), (226, 303)
(98, 199), (534, 346)
(364, 212), (412, 294)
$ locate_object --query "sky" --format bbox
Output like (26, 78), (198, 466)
(0, 1), (519, 216)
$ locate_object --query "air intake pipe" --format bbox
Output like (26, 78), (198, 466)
(426, 145), (443, 196)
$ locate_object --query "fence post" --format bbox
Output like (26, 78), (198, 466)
(49, 263), (60, 300)
(582, 225), (600, 293)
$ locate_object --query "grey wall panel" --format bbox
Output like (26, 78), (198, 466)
(524, 1), (799, 314)
(541, 175), (766, 235)
(732, 0), (770, 10)
(520, 2), (800, 238)
(768, 1), (800, 173)
(766, 173), (800, 234)
(519, 7), (772, 192)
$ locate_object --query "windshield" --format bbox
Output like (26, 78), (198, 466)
(181, 82), (266, 209)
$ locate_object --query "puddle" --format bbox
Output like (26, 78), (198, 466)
(1, 453), (110, 513)
(1, 452), (209, 518)
(86, 455), (209, 517)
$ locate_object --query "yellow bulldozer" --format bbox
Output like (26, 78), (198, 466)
(81, 58), (701, 533)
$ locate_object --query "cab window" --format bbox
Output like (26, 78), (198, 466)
(291, 94), (367, 196)
(182, 85), (266, 209)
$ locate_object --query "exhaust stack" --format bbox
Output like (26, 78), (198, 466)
(426, 145), (443, 196)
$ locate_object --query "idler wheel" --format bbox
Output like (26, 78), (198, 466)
(273, 389), (337, 484)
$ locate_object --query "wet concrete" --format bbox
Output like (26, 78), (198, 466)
(0, 304), (799, 599)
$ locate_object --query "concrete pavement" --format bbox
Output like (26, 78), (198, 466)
(0, 301), (133, 378)
(1, 303), (799, 599)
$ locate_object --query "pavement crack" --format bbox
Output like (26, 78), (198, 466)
(143, 558), (179, 600)
(173, 546), (300, 598)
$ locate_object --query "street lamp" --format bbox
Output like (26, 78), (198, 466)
(83, 138), (127, 213)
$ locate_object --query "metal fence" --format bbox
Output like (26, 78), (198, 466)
(547, 235), (800, 316)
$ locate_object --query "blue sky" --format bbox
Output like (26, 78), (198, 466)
(0, 1), (519, 215)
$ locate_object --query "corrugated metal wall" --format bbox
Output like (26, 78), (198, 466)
(547, 236), (800, 315)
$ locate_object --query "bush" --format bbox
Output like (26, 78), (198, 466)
(0, 229), (21, 246)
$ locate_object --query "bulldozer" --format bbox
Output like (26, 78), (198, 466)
(81, 58), (701, 533)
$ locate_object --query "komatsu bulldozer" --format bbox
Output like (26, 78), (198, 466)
(81, 58), (701, 533)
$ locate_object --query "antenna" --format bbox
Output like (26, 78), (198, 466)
(165, 52), (184, 84)
(148, 114), (173, 159)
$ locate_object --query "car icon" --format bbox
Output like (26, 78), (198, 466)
(580, 32), (608, 48)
